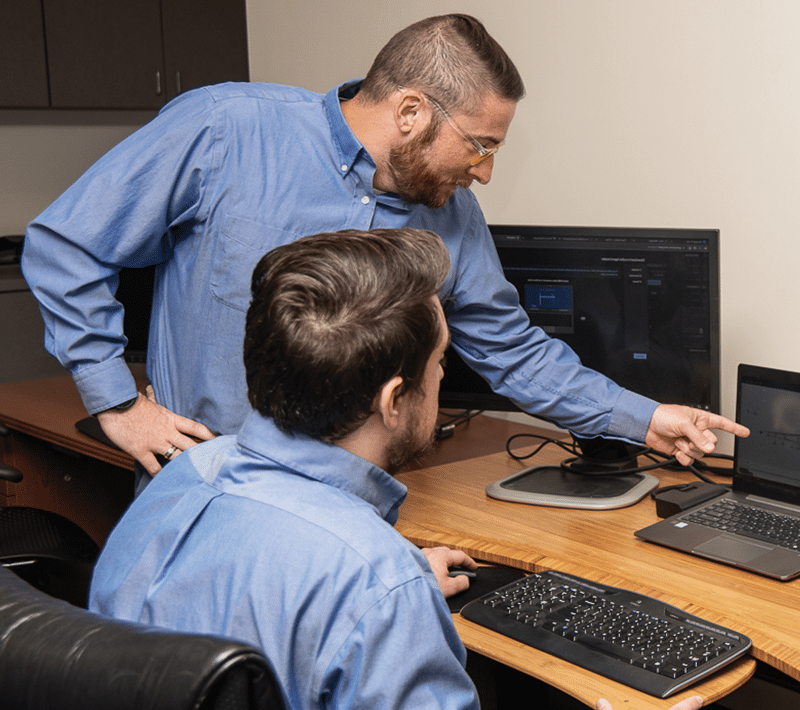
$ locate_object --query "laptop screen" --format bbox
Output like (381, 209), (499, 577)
(735, 365), (800, 492)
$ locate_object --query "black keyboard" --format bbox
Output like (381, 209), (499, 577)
(460, 569), (751, 698)
(683, 498), (800, 550)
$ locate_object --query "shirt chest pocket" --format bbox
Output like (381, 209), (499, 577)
(210, 215), (301, 312)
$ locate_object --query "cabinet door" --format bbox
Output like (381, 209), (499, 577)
(0, 2), (49, 108)
(43, 0), (165, 109)
(161, 0), (249, 101)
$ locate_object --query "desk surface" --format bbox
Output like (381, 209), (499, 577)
(0, 374), (546, 472)
(396, 441), (800, 708)
(0, 369), (151, 471)
(0, 376), (759, 707)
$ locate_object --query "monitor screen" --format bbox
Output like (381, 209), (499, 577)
(439, 224), (721, 417)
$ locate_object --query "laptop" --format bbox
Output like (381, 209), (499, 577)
(636, 363), (800, 580)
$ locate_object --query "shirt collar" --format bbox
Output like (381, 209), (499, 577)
(324, 80), (413, 213)
(235, 410), (407, 524)
(324, 79), (369, 177)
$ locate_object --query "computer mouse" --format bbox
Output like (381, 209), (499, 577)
(448, 566), (477, 579)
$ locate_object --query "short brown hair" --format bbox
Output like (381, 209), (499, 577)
(360, 14), (525, 113)
(244, 229), (450, 442)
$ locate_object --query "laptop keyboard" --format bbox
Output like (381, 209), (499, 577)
(684, 498), (800, 550)
(460, 569), (750, 698)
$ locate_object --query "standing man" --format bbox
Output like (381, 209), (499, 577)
(22, 14), (746, 481)
(89, 227), (703, 710)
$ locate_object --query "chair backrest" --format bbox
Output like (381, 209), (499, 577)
(0, 506), (99, 564)
(0, 505), (101, 607)
(0, 566), (288, 710)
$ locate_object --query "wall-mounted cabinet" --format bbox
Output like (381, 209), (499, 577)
(0, 2), (50, 108)
(1, 0), (249, 110)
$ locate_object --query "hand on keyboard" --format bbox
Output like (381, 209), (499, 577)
(597, 695), (702, 710)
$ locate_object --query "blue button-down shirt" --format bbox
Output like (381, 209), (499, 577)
(22, 80), (655, 440)
(89, 412), (480, 710)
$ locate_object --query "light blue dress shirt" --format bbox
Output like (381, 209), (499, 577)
(89, 412), (480, 710)
(22, 80), (656, 440)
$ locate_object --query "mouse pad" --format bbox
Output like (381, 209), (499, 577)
(447, 566), (527, 613)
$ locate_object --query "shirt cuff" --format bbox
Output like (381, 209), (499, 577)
(607, 389), (659, 443)
(72, 357), (139, 415)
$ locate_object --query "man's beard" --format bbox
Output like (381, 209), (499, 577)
(387, 122), (458, 210)
(384, 408), (436, 476)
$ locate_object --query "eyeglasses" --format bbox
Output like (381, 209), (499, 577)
(425, 95), (504, 166)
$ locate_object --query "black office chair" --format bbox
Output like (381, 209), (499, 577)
(0, 504), (99, 605)
(0, 565), (288, 710)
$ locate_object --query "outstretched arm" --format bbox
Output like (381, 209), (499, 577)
(645, 404), (749, 466)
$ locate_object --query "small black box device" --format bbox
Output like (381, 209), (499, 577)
(654, 482), (728, 518)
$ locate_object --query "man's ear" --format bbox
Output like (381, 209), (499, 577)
(394, 90), (428, 135)
(374, 376), (406, 430)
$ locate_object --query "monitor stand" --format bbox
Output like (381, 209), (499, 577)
(486, 436), (658, 510)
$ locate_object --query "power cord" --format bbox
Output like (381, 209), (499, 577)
(505, 433), (663, 477)
(435, 409), (484, 441)
(504, 432), (734, 482)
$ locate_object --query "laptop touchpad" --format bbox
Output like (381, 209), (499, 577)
(696, 536), (772, 563)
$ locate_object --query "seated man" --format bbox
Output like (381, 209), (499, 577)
(89, 228), (701, 710)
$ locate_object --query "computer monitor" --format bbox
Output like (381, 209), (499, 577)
(439, 225), (720, 507)
(440, 224), (721, 416)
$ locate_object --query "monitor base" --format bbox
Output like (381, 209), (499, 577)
(486, 465), (658, 510)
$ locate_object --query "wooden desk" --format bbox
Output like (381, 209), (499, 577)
(396, 445), (767, 709)
(0, 372), (145, 545)
(0, 374), (547, 544)
(0, 376), (758, 707)
(0, 374), (138, 471)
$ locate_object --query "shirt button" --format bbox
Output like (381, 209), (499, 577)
(341, 165), (348, 172)
(361, 196), (370, 205)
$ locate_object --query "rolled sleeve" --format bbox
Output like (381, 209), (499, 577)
(72, 356), (139, 415)
(607, 389), (659, 443)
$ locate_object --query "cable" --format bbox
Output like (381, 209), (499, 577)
(435, 409), (484, 441)
(505, 433), (659, 476)
(645, 450), (734, 482)
(505, 433), (581, 462)
(504, 432), (730, 482)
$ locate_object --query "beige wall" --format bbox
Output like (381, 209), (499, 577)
(4, 1), (800, 446)
(0, 112), (152, 237)
(248, 0), (800, 450)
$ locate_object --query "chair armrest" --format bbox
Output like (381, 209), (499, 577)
(0, 462), (23, 482)
(0, 422), (22, 481)
(0, 567), (286, 710)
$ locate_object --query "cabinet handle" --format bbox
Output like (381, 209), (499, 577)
(155, 71), (162, 96)
(176, 71), (182, 95)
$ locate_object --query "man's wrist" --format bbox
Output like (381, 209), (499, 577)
(97, 395), (139, 415)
